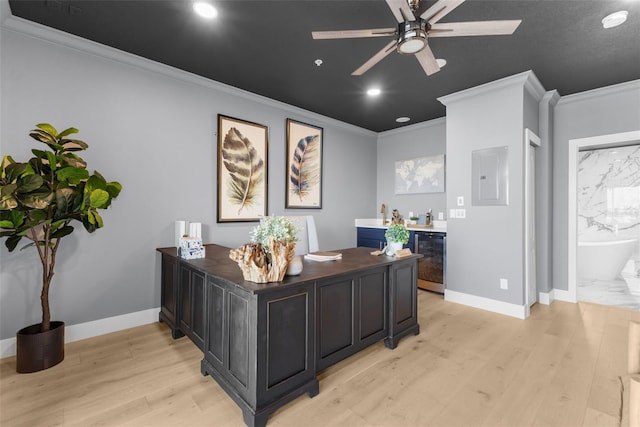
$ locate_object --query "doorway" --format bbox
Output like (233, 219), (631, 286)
(568, 130), (640, 306)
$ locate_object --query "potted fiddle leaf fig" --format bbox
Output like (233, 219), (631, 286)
(0, 123), (122, 373)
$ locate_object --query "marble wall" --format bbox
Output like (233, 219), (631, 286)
(578, 144), (640, 249)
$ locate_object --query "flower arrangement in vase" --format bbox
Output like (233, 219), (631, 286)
(384, 223), (409, 256)
(229, 216), (298, 283)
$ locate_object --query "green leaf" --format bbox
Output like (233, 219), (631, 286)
(36, 123), (58, 135)
(17, 191), (54, 209)
(3, 162), (28, 183)
(55, 187), (77, 215)
(30, 209), (47, 222)
(1, 155), (15, 179)
(57, 127), (78, 138)
(59, 153), (86, 169)
(56, 167), (89, 184)
(86, 174), (107, 192)
(30, 129), (63, 151)
(61, 138), (88, 152)
(5, 235), (22, 252)
(0, 220), (14, 228)
(10, 210), (24, 228)
(46, 151), (57, 172)
(31, 149), (48, 159)
(1, 183), (17, 197)
(92, 210), (104, 228)
(51, 225), (74, 239)
(17, 175), (44, 193)
(82, 211), (97, 233)
(0, 184), (18, 210)
(87, 209), (95, 225)
(89, 189), (109, 209)
(106, 181), (122, 198)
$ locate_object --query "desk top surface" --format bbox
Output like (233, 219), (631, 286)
(157, 244), (421, 294)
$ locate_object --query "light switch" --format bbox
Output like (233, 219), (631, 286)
(457, 196), (464, 206)
(456, 209), (466, 219)
(438, 212), (444, 220)
(449, 209), (457, 219)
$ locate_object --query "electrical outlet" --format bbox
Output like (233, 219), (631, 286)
(457, 196), (464, 206)
(438, 212), (444, 220)
(500, 278), (508, 290)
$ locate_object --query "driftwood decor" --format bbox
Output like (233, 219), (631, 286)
(229, 237), (295, 283)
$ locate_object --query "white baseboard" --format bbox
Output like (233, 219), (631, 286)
(538, 290), (554, 305)
(552, 288), (577, 303)
(0, 307), (160, 359)
(444, 290), (527, 319)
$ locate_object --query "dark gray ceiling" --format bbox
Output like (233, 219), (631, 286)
(8, 0), (640, 132)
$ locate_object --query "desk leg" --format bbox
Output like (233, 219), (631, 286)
(158, 312), (185, 339)
(242, 411), (267, 427)
(384, 323), (420, 349)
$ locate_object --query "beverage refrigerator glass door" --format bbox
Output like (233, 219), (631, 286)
(414, 232), (446, 293)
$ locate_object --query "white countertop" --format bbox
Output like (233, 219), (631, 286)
(355, 218), (447, 233)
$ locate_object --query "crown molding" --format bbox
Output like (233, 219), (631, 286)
(377, 116), (446, 139)
(1, 14), (376, 138)
(438, 70), (539, 106)
(557, 79), (640, 106)
(523, 71), (545, 101)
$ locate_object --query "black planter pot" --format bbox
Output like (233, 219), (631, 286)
(16, 321), (65, 373)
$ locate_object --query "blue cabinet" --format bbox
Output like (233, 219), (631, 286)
(357, 227), (415, 251)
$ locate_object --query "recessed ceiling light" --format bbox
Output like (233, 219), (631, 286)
(193, 2), (218, 19)
(436, 58), (447, 68)
(367, 88), (381, 96)
(396, 117), (411, 123)
(314, 59), (323, 67)
(602, 10), (628, 28)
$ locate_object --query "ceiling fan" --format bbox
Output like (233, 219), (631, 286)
(312, 0), (522, 76)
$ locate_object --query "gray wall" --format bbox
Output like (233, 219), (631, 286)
(376, 118), (447, 221)
(0, 20), (377, 339)
(551, 80), (640, 292)
(440, 72), (543, 306)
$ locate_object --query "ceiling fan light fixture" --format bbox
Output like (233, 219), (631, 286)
(602, 10), (628, 28)
(397, 20), (428, 54)
(193, 2), (218, 19)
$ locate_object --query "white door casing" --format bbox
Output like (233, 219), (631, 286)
(524, 129), (541, 311)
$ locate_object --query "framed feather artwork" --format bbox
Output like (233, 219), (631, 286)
(286, 119), (323, 209)
(217, 114), (268, 222)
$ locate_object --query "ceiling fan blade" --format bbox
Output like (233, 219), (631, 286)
(415, 45), (440, 76)
(429, 20), (522, 37)
(312, 28), (396, 40)
(386, 0), (416, 23)
(421, 0), (465, 24)
(352, 40), (398, 76)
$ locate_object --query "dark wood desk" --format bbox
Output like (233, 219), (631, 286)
(157, 244), (420, 427)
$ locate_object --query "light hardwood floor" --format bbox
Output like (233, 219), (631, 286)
(1, 290), (638, 426)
